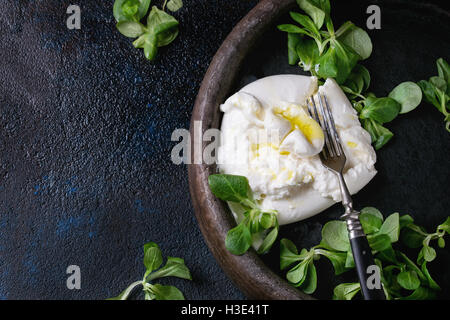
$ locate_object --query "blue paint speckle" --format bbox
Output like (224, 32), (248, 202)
(56, 216), (84, 236)
(33, 185), (41, 195)
(147, 122), (156, 135)
(135, 200), (145, 213)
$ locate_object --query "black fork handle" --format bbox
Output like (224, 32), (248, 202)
(350, 235), (386, 300)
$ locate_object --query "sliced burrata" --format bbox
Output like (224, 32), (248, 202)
(217, 75), (376, 225)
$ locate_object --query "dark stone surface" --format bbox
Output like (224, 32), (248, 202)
(0, 0), (258, 300)
(0, 0), (448, 300)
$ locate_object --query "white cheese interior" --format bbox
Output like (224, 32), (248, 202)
(218, 75), (377, 225)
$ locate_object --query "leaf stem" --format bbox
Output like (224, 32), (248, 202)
(120, 280), (143, 300)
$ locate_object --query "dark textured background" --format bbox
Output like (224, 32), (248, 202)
(0, 0), (259, 300)
(0, 0), (448, 300)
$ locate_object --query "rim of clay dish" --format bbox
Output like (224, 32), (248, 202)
(187, 0), (311, 300)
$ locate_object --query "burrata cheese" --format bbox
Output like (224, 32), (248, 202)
(217, 75), (376, 225)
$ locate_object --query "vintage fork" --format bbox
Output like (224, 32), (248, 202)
(307, 93), (385, 300)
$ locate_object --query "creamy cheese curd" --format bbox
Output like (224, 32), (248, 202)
(217, 75), (377, 225)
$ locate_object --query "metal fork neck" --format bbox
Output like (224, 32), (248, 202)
(336, 172), (353, 209)
(336, 172), (365, 239)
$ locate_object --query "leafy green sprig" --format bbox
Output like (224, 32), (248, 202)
(113, 0), (183, 60)
(278, 0), (370, 84)
(109, 242), (192, 300)
(208, 174), (279, 255)
(280, 207), (449, 300)
(278, 0), (422, 150)
(348, 80), (422, 150)
(418, 58), (450, 132)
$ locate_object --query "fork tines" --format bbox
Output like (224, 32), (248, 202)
(307, 93), (343, 160)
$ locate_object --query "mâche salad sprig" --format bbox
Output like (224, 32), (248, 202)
(113, 0), (183, 61)
(418, 58), (450, 132)
(109, 242), (192, 300)
(280, 208), (450, 300)
(208, 174), (279, 255)
(278, 0), (423, 150)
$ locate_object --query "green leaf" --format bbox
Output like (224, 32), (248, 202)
(437, 58), (450, 92)
(400, 286), (436, 300)
(259, 212), (276, 229)
(315, 249), (347, 275)
(287, 258), (310, 286)
(147, 6), (178, 31)
(378, 212), (400, 243)
(380, 266), (398, 294)
(225, 222), (252, 255)
(317, 47), (338, 79)
(280, 239), (305, 270)
(361, 207), (383, 220)
(317, 39), (359, 84)
(278, 24), (312, 36)
(437, 216), (450, 233)
(368, 233), (392, 252)
(362, 119), (394, 150)
(116, 21), (146, 38)
(418, 75), (449, 132)
(345, 249), (355, 268)
(401, 225), (426, 248)
(166, 0), (183, 12)
(360, 210), (383, 234)
(287, 33), (301, 65)
(299, 261), (317, 294)
(147, 6), (179, 48)
(155, 27), (179, 47)
(296, 0), (326, 29)
(397, 271), (420, 290)
(208, 174), (253, 205)
(344, 64), (370, 95)
(360, 97), (401, 124)
(321, 220), (350, 252)
(438, 237), (445, 248)
(398, 252), (426, 282)
(257, 223), (279, 255)
(338, 24), (372, 60)
(289, 12), (320, 38)
(148, 284), (185, 300)
(296, 38), (320, 72)
(143, 33), (158, 60)
(388, 82), (422, 114)
(332, 282), (361, 300)
(144, 290), (154, 300)
(420, 244), (436, 263)
(122, 0), (139, 19)
(249, 211), (262, 234)
(437, 57), (450, 79)
(399, 214), (414, 229)
(418, 80), (441, 112)
(148, 257), (192, 280)
(113, 0), (151, 22)
(132, 34), (146, 48)
(421, 262), (440, 290)
(143, 242), (163, 273)
(430, 76), (447, 93)
(335, 20), (354, 37)
(376, 246), (398, 264)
